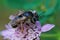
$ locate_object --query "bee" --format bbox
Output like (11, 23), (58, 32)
(10, 10), (39, 28)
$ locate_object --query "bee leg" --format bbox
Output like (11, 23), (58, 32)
(20, 21), (24, 33)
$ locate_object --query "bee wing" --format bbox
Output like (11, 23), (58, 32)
(9, 15), (16, 20)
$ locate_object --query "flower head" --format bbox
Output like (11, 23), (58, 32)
(0, 21), (55, 40)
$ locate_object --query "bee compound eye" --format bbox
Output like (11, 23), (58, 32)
(23, 12), (30, 17)
(23, 11), (33, 17)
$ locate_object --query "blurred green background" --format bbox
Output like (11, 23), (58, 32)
(0, 0), (60, 40)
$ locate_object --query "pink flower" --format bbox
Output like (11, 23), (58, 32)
(0, 21), (55, 40)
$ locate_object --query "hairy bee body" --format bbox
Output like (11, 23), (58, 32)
(10, 10), (39, 28)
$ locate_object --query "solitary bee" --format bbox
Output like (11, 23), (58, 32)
(10, 10), (39, 28)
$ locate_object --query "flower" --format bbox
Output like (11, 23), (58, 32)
(0, 20), (55, 40)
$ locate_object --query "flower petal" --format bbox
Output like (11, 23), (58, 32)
(0, 29), (15, 37)
(41, 24), (55, 32)
(35, 21), (41, 31)
(5, 23), (12, 29)
(35, 21), (41, 29)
